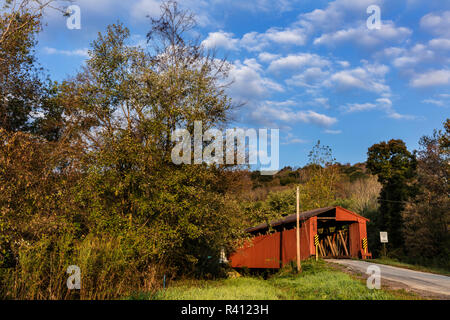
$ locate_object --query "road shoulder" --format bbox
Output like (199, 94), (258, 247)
(326, 260), (449, 300)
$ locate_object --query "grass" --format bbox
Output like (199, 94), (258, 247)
(370, 257), (450, 276)
(144, 259), (420, 300)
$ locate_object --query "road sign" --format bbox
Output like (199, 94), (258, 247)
(380, 232), (388, 243)
(314, 234), (319, 261)
(362, 237), (368, 253)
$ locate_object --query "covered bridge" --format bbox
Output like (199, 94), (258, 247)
(229, 206), (371, 269)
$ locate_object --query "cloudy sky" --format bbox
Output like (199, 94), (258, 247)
(35, 0), (450, 167)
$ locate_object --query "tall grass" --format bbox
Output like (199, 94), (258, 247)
(1, 234), (162, 300)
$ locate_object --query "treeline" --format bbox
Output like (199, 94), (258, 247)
(231, 124), (450, 269)
(0, 1), (248, 299)
(228, 141), (383, 232)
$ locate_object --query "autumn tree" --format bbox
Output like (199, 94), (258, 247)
(0, 0), (66, 139)
(300, 140), (341, 210)
(1, 1), (244, 299)
(59, 1), (242, 275)
(403, 120), (449, 267)
(367, 139), (417, 250)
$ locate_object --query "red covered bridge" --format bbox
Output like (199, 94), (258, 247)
(229, 206), (371, 269)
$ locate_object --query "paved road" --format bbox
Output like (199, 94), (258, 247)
(328, 259), (450, 297)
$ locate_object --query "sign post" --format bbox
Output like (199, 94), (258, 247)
(362, 237), (368, 254)
(380, 231), (388, 257)
(296, 186), (301, 273)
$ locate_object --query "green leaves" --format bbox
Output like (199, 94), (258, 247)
(366, 139), (417, 249)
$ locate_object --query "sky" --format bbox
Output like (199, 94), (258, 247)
(32, 0), (450, 168)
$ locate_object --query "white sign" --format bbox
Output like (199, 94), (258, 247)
(380, 232), (388, 243)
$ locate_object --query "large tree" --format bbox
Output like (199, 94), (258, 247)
(403, 120), (449, 266)
(58, 1), (242, 275)
(367, 139), (417, 249)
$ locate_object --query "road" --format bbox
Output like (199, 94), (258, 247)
(328, 259), (450, 298)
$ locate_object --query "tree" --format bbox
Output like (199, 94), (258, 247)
(0, 0), (66, 139)
(58, 1), (242, 276)
(300, 140), (341, 210)
(367, 139), (417, 250)
(1, 1), (245, 299)
(403, 120), (449, 266)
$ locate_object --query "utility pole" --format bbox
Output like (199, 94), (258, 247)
(296, 186), (302, 273)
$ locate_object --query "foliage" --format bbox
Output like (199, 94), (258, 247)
(402, 123), (449, 268)
(1, 233), (161, 299)
(1, 0), (448, 300)
(0, 0), (64, 137)
(299, 141), (341, 210)
(0, 1), (246, 299)
(367, 139), (417, 249)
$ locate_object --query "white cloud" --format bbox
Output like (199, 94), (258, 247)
(227, 59), (284, 101)
(313, 22), (411, 48)
(343, 102), (377, 113)
(326, 63), (390, 94)
(241, 27), (307, 52)
(297, 0), (383, 33)
(380, 44), (435, 69)
(212, 0), (302, 13)
(422, 94), (450, 107)
(420, 11), (450, 38)
(324, 129), (342, 134)
(282, 133), (308, 145)
(250, 104), (337, 127)
(263, 28), (307, 45)
(395, 45), (434, 68)
(312, 97), (330, 108)
(387, 112), (416, 120)
(410, 69), (450, 87)
(286, 67), (330, 88)
(429, 38), (450, 51)
(258, 52), (281, 62)
(422, 99), (445, 107)
(43, 47), (89, 57)
(201, 31), (239, 51)
(341, 98), (414, 120)
(337, 60), (350, 68)
(267, 54), (330, 73)
(130, 0), (161, 19)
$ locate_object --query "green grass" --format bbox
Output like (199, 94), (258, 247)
(152, 277), (293, 300)
(370, 258), (450, 276)
(145, 259), (420, 300)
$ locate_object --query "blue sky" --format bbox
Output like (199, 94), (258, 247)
(34, 0), (450, 168)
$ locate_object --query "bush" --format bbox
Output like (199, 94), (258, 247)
(1, 233), (162, 299)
